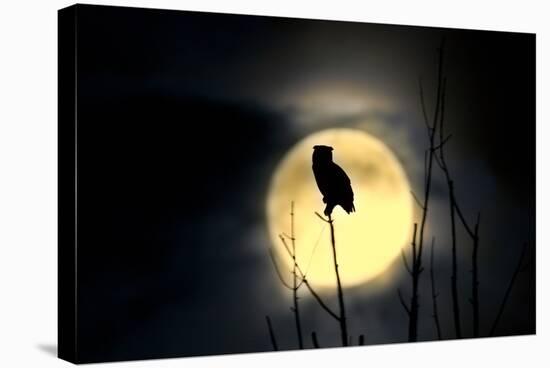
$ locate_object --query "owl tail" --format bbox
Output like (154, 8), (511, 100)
(342, 202), (355, 214)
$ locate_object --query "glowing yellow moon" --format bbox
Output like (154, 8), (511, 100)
(266, 128), (413, 289)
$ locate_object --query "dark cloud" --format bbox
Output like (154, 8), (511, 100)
(71, 4), (534, 363)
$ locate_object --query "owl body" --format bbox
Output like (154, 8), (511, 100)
(312, 145), (355, 216)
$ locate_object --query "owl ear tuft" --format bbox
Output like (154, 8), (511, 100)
(313, 145), (334, 151)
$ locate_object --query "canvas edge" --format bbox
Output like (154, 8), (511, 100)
(58, 3), (78, 364)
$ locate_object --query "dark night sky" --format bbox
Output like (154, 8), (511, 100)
(71, 4), (535, 363)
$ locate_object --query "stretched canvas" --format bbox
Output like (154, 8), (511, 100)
(58, 4), (536, 364)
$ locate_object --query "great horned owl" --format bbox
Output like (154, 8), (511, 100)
(312, 145), (355, 217)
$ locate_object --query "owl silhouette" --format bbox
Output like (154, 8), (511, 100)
(312, 145), (355, 217)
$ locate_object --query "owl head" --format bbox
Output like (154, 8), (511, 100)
(312, 145), (334, 163)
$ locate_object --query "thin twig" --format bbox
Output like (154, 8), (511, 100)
(453, 202), (476, 239)
(276, 237), (306, 289)
(419, 77), (431, 131)
(411, 223), (418, 268)
(433, 133), (452, 151)
(410, 190), (425, 210)
(424, 150), (428, 189)
(433, 150), (444, 171)
(430, 238), (442, 340)
(449, 180), (462, 338)
(471, 212), (481, 337)
(266, 316), (279, 351)
(301, 277), (340, 321)
(401, 249), (412, 275)
(439, 77), (447, 144)
(432, 39), (446, 135)
(489, 242), (528, 336)
(314, 211), (330, 223)
(312, 332), (320, 348)
(408, 222), (421, 341)
(268, 248), (294, 290)
(398, 289), (410, 315)
(279, 235), (293, 260)
(303, 223), (327, 276)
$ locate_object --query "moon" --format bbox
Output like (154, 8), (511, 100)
(266, 128), (413, 289)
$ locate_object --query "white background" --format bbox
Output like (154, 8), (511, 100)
(0, 0), (547, 366)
